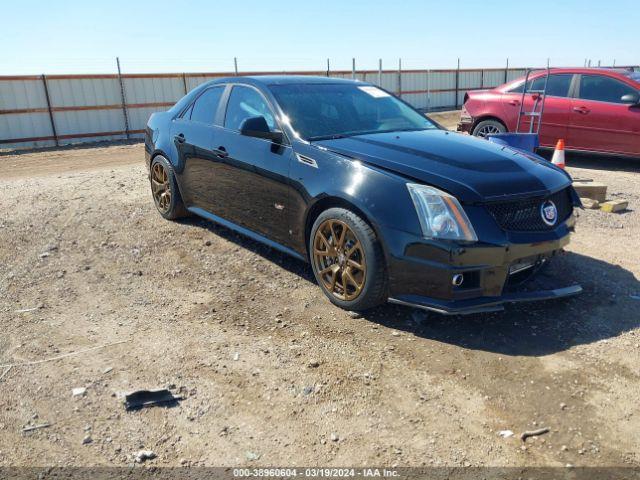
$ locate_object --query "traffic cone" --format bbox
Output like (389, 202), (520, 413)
(551, 139), (566, 169)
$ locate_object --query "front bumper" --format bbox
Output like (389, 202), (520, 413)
(383, 215), (581, 315)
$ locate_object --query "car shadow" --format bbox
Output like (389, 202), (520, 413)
(183, 216), (640, 357)
(537, 149), (640, 174)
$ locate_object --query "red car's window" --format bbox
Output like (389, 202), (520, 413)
(507, 74), (573, 97)
(578, 75), (638, 104)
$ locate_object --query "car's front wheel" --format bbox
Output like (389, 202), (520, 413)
(310, 208), (387, 311)
(150, 155), (189, 220)
(472, 119), (506, 138)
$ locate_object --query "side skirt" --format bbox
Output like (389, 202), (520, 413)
(187, 206), (307, 263)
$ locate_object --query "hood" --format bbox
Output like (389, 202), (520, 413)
(315, 130), (571, 203)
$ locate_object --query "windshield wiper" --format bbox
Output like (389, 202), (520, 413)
(307, 133), (350, 141)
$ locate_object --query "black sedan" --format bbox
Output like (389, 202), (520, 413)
(145, 76), (582, 314)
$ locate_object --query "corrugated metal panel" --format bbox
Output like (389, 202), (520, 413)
(428, 71), (456, 91)
(53, 109), (124, 137)
(0, 112), (54, 146)
(507, 69), (527, 82)
(47, 78), (121, 107)
(483, 70), (507, 88)
(401, 92), (429, 110)
(458, 71), (482, 89)
(0, 79), (47, 109)
(124, 77), (184, 104)
(402, 72), (428, 92)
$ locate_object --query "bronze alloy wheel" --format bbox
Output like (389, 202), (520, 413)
(151, 162), (171, 213)
(313, 219), (366, 301)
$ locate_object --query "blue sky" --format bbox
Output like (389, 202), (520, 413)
(1, 0), (638, 74)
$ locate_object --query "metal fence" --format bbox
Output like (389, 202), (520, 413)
(1, 64), (549, 150)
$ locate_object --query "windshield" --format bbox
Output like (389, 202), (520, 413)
(269, 83), (437, 141)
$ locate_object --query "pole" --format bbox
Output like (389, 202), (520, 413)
(326, 58), (330, 77)
(454, 57), (460, 109)
(116, 57), (130, 140)
(352, 58), (356, 80)
(426, 69), (431, 113)
(234, 57), (238, 75)
(504, 57), (509, 83)
(613, 59), (616, 67)
(41, 74), (58, 147)
(480, 68), (484, 89)
(397, 58), (402, 96)
(182, 73), (188, 94)
(378, 59), (382, 86)
(597, 60), (601, 67)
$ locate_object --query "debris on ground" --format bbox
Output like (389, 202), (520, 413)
(82, 435), (93, 445)
(573, 181), (607, 202)
(520, 427), (550, 441)
(72, 387), (87, 397)
(134, 450), (156, 463)
(14, 306), (42, 313)
(124, 389), (183, 411)
(580, 197), (600, 210)
(498, 430), (514, 438)
(600, 200), (629, 213)
(307, 360), (320, 368)
(245, 451), (260, 461)
(22, 423), (52, 433)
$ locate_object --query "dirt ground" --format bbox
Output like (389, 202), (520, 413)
(1, 114), (639, 469)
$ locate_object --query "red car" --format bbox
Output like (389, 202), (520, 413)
(458, 68), (640, 158)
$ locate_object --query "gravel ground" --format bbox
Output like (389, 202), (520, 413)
(1, 121), (639, 468)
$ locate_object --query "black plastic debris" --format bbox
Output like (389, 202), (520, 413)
(124, 389), (182, 411)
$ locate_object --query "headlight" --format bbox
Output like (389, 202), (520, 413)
(407, 184), (478, 242)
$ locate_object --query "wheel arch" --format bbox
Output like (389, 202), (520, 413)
(472, 115), (508, 133)
(303, 196), (388, 263)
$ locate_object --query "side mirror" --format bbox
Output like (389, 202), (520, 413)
(621, 93), (640, 105)
(239, 116), (283, 143)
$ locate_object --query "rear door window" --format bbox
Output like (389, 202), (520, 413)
(508, 74), (573, 97)
(578, 75), (638, 103)
(190, 86), (225, 124)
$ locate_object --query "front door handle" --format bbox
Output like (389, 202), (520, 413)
(213, 146), (228, 159)
(573, 106), (591, 114)
(508, 99), (520, 106)
(174, 133), (185, 143)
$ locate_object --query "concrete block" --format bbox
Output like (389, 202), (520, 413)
(573, 182), (607, 203)
(580, 197), (600, 209)
(600, 200), (628, 213)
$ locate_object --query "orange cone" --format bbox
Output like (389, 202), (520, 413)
(551, 139), (566, 169)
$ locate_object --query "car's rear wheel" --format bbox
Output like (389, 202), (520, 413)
(150, 156), (189, 220)
(310, 208), (387, 311)
(472, 119), (506, 138)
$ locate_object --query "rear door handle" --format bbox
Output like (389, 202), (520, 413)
(573, 106), (590, 114)
(174, 133), (185, 143)
(213, 146), (228, 158)
(508, 100), (520, 106)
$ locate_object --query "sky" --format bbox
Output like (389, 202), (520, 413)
(1, 0), (638, 75)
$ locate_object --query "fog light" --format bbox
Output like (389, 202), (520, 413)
(452, 274), (464, 287)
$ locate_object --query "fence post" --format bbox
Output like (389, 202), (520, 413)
(504, 58), (509, 84)
(426, 69), (431, 112)
(326, 58), (330, 77)
(480, 68), (484, 89)
(116, 57), (130, 140)
(397, 58), (402, 96)
(378, 59), (382, 87)
(182, 73), (188, 94)
(234, 57), (238, 75)
(352, 58), (356, 79)
(613, 59), (616, 67)
(454, 57), (460, 109)
(41, 74), (58, 147)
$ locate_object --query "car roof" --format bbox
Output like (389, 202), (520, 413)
(247, 75), (362, 85)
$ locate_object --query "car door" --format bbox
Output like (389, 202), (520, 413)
(568, 74), (640, 156)
(502, 73), (574, 147)
(209, 84), (293, 246)
(171, 85), (226, 208)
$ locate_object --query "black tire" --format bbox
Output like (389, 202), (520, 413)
(310, 208), (387, 311)
(150, 155), (189, 220)
(472, 119), (506, 138)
